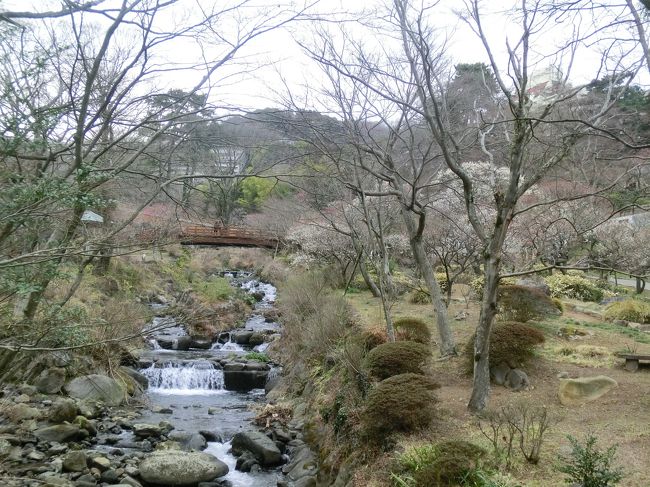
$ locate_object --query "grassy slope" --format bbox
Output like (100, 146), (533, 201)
(345, 285), (650, 487)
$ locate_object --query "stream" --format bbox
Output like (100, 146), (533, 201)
(138, 275), (282, 486)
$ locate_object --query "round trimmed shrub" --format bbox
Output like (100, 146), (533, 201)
(363, 373), (439, 439)
(544, 273), (604, 302)
(464, 321), (546, 372)
(604, 299), (650, 324)
(498, 285), (562, 322)
(470, 275), (516, 299)
(364, 341), (430, 380)
(357, 327), (388, 352)
(413, 440), (488, 487)
(393, 317), (432, 344)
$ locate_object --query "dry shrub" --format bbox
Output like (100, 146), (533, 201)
(279, 272), (354, 364)
(364, 341), (430, 380)
(259, 259), (289, 284)
(552, 345), (614, 367)
(393, 317), (432, 344)
(498, 285), (562, 322)
(604, 299), (650, 324)
(363, 373), (439, 440)
(356, 326), (388, 352)
(464, 322), (545, 372)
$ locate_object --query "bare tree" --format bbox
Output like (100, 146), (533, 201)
(0, 0), (311, 325)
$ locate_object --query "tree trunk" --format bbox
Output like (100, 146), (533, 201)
(636, 277), (645, 294)
(359, 259), (381, 297)
(401, 209), (456, 356)
(467, 254), (500, 412)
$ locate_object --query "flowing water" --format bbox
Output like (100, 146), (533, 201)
(138, 277), (282, 486)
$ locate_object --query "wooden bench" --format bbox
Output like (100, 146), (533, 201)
(618, 354), (650, 372)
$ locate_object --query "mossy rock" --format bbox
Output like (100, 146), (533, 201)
(464, 321), (545, 373)
(393, 317), (432, 344)
(413, 440), (488, 486)
(364, 341), (430, 380)
(363, 373), (439, 439)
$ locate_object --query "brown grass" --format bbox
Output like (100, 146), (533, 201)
(346, 286), (650, 487)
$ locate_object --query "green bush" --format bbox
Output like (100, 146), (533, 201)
(394, 317), (432, 344)
(195, 277), (233, 302)
(244, 352), (270, 362)
(365, 341), (430, 380)
(544, 274), (604, 302)
(464, 322), (545, 372)
(409, 288), (431, 304)
(391, 441), (493, 487)
(497, 285), (562, 322)
(604, 299), (650, 324)
(558, 434), (624, 487)
(363, 373), (439, 439)
(470, 276), (516, 300)
(414, 441), (488, 486)
(408, 274), (449, 304)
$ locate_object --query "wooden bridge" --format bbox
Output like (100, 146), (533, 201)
(179, 224), (279, 249)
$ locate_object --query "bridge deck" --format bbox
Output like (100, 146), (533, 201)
(179, 224), (278, 249)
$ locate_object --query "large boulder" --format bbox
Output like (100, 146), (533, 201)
(119, 366), (149, 389)
(49, 399), (78, 424)
(138, 451), (228, 486)
(64, 374), (125, 406)
(558, 376), (618, 406)
(231, 431), (283, 467)
(223, 369), (268, 391)
(62, 450), (87, 472)
(34, 367), (67, 394)
(34, 424), (88, 443)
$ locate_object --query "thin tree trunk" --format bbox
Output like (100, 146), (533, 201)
(359, 259), (380, 297)
(468, 254), (500, 412)
(401, 209), (456, 356)
(636, 277), (645, 294)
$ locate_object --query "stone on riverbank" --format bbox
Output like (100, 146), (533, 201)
(231, 430), (283, 467)
(65, 374), (125, 406)
(49, 399), (78, 424)
(139, 451), (228, 486)
(34, 424), (88, 443)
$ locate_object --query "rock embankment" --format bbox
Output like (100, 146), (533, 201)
(0, 379), (231, 487)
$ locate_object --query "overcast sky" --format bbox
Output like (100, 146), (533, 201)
(1, 0), (645, 111)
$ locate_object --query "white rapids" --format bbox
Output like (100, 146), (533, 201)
(141, 362), (224, 395)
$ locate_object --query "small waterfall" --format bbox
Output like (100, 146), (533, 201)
(241, 280), (276, 305)
(141, 362), (224, 394)
(148, 339), (162, 350)
(211, 336), (244, 352)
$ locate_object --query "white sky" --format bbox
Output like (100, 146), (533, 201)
(2, 0), (646, 110)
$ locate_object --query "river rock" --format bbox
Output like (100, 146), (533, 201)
(232, 331), (254, 345)
(34, 367), (67, 394)
(248, 332), (265, 346)
(64, 375), (125, 406)
(139, 451), (228, 485)
(223, 369), (268, 392)
(133, 423), (163, 439)
(120, 367), (149, 389)
(231, 431), (283, 467)
(558, 376), (618, 406)
(7, 403), (40, 422)
(34, 424), (88, 443)
(49, 399), (78, 424)
(62, 450), (87, 472)
(190, 338), (212, 350)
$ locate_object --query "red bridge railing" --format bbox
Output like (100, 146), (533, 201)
(178, 224), (279, 248)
